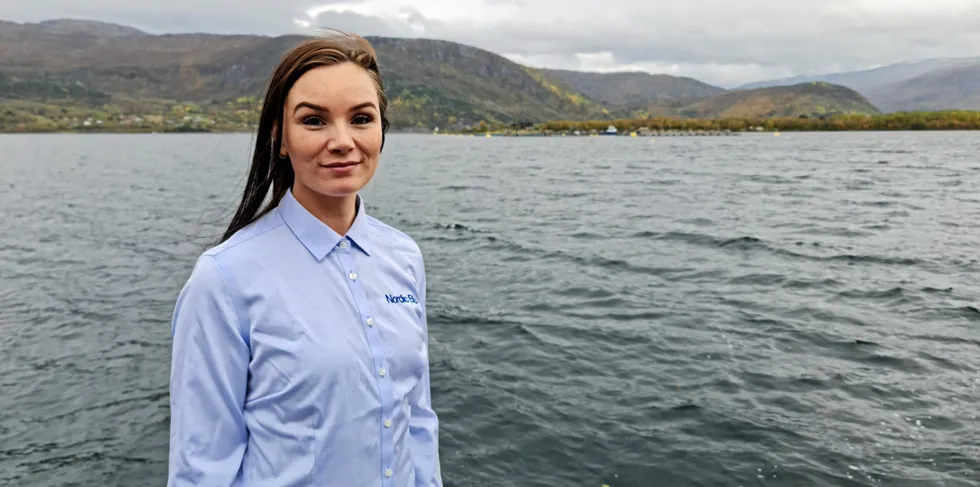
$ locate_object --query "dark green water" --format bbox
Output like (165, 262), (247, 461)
(2, 132), (979, 486)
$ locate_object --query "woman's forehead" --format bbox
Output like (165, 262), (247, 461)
(287, 63), (379, 107)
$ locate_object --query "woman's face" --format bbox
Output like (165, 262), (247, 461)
(279, 62), (383, 205)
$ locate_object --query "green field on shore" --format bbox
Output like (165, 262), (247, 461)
(2, 98), (979, 134)
(458, 110), (980, 135)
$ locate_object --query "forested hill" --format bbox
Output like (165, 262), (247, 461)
(1, 19), (882, 132)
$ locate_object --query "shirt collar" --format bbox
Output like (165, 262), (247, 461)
(277, 188), (373, 260)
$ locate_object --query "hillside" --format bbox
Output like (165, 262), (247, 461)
(870, 64), (980, 112)
(0, 19), (620, 129)
(736, 57), (979, 92)
(739, 56), (980, 113)
(535, 68), (723, 107)
(677, 82), (881, 118)
(361, 37), (614, 127)
(0, 18), (888, 132)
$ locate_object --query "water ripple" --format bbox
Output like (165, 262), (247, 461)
(2, 132), (979, 486)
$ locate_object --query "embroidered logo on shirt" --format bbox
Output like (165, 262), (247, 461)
(385, 293), (418, 304)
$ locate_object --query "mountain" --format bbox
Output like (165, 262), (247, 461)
(0, 19), (151, 71)
(535, 68), (724, 107)
(739, 56), (980, 112)
(676, 82), (880, 118)
(0, 18), (886, 131)
(357, 37), (615, 127)
(736, 57), (979, 92)
(870, 63), (980, 112)
(0, 20), (629, 129)
(19, 18), (147, 38)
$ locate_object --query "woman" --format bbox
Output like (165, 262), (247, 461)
(167, 33), (442, 486)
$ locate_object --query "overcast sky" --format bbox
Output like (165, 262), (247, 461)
(4, 0), (980, 87)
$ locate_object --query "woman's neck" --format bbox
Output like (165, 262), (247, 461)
(292, 184), (359, 236)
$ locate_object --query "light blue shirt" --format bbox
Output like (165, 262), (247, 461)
(168, 189), (442, 486)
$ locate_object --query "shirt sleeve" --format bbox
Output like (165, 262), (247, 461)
(409, 251), (444, 487)
(168, 254), (250, 486)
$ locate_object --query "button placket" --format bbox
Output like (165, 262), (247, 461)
(335, 249), (396, 485)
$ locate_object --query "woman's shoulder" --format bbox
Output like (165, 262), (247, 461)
(204, 210), (287, 265)
(363, 214), (424, 260)
(176, 213), (285, 309)
(361, 214), (427, 287)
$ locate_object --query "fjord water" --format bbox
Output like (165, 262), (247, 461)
(2, 131), (979, 486)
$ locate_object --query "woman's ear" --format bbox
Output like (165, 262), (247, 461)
(271, 121), (287, 157)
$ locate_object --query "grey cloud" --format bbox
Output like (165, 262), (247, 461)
(318, 1), (980, 85)
(423, 3), (980, 78)
(310, 11), (417, 38)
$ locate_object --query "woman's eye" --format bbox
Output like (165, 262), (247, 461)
(302, 116), (324, 126)
(352, 114), (373, 125)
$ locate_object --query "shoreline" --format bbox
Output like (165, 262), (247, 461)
(0, 127), (435, 135)
(4, 110), (980, 135)
(4, 127), (980, 135)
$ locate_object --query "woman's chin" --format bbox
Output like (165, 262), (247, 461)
(297, 178), (366, 200)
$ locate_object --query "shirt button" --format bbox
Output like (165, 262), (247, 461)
(384, 418), (392, 428)
(385, 468), (393, 478)
(366, 317), (375, 326)
(378, 367), (387, 377)
(348, 271), (357, 280)
(339, 240), (349, 249)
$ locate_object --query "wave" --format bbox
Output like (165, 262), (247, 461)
(637, 230), (928, 267)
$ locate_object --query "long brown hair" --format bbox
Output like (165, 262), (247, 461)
(219, 32), (390, 244)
